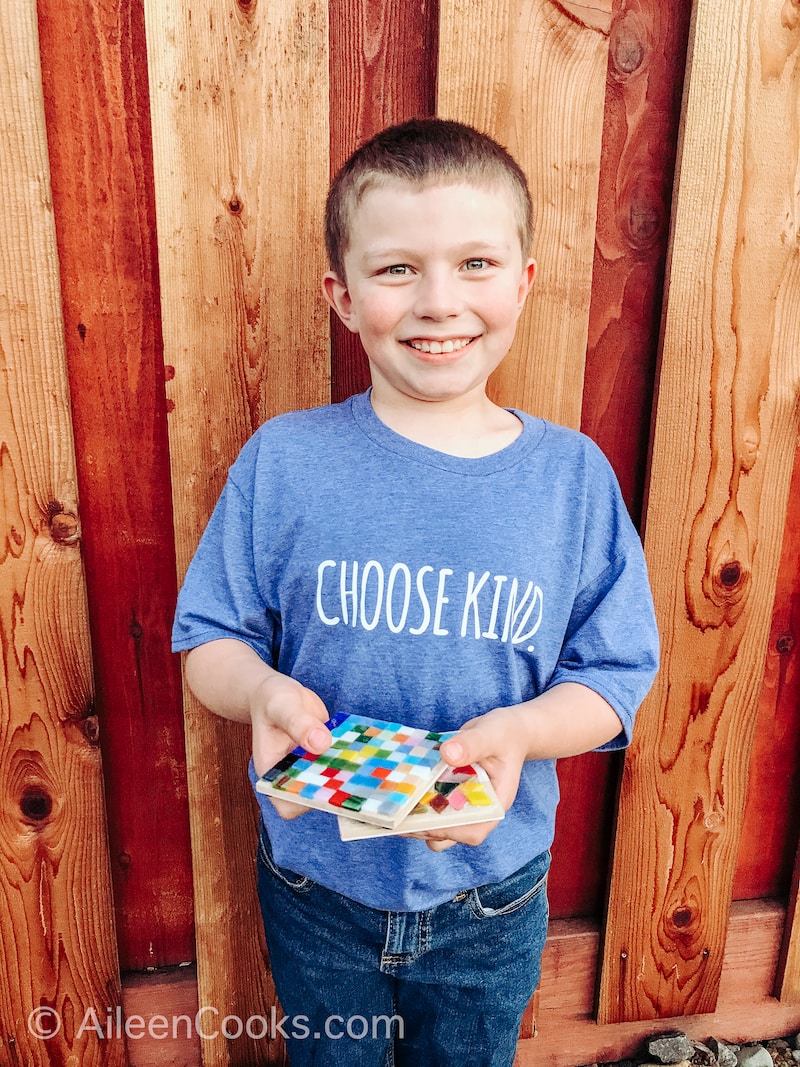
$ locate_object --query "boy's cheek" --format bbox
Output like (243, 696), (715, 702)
(351, 299), (404, 343)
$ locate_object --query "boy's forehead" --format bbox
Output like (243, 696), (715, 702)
(354, 175), (518, 212)
(347, 177), (522, 241)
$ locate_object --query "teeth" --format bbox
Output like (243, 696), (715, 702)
(408, 338), (472, 354)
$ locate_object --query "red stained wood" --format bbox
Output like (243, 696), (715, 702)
(36, 0), (194, 970)
(582, 0), (692, 525)
(598, 0), (800, 1020)
(328, 0), (439, 402)
(550, 0), (692, 921)
(550, 753), (621, 919)
(733, 449), (800, 901)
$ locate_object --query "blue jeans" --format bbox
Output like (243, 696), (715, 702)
(256, 822), (550, 1067)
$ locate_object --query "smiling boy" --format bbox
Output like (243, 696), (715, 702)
(173, 119), (658, 1067)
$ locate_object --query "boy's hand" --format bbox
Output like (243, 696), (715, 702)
(415, 684), (624, 851)
(414, 706), (527, 852)
(250, 673), (332, 820)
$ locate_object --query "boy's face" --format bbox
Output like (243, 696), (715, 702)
(323, 180), (536, 410)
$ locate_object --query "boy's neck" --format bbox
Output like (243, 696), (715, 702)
(368, 387), (522, 458)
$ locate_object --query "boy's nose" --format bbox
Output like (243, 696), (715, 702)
(414, 272), (462, 319)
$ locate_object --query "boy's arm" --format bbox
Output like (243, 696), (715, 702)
(418, 682), (622, 852)
(184, 638), (333, 817)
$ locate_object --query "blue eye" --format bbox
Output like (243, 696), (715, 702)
(464, 258), (489, 271)
(385, 264), (410, 275)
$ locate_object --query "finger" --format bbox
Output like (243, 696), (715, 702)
(426, 837), (457, 852)
(439, 721), (490, 768)
(424, 819), (501, 848)
(260, 683), (332, 755)
(268, 795), (310, 821)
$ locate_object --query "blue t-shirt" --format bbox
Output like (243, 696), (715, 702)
(173, 390), (658, 910)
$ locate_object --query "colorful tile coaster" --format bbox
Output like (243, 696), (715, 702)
(255, 712), (452, 829)
(337, 763), (505, 840)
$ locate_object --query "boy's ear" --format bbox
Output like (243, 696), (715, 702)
(322, 272), (359, 333)
(517, 258), (537, 309)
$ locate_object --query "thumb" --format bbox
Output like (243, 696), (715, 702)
(439, 719), (493, 769)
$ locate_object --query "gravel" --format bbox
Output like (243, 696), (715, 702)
(582, 1031), (800, 1067)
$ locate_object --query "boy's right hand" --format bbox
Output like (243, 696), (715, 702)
(250, 672), (333, 820)
(184, 640), (333, 820)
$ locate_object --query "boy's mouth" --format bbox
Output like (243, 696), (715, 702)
(404, 337), (475, 355)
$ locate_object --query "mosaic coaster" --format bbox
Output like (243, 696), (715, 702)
(337, 763), (505, 840)
(255, 712), (452, 829)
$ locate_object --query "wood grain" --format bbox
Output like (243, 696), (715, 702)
(550, 0), (692, 920)
(582, 0), (692, 522)
(437, 0), (612, 429)
(116, 902), (800, 1067)
(0, 1), (123, 1063)
(599, 0), (800, 1023)
(519, 902), (800, 1065)
(329, 0), (439, 402)
(36, 0), (195, 972)
(778, 839), (800, 1002)
(145, 0), (330, 1061)
(770, 455), (800, 1002)
(734, 448), (800, 902)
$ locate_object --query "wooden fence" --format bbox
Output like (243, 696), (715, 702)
(1, 0), (799, 1064)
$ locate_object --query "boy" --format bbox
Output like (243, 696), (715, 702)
(173, 118), (659, 1067)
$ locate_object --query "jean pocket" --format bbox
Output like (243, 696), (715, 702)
(467, 849), (551, 919)
(257, 823), (314, 892)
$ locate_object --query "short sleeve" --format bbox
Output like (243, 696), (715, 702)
(172, 456), (276, 663)
(545, 446), (659, 749)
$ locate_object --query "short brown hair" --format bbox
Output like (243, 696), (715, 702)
(325, 118), (534, 280)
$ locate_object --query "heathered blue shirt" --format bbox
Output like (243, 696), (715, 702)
(173, 390), (659, 911)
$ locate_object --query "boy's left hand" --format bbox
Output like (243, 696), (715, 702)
(413, 706), (527, 853)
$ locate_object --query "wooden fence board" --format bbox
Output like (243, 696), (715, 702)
(114, 902), (800, 1067)
(437, 0), (612, 428)
(36, 0), (194, 972)
(734, 450), (800, 902)
(329, 0), (438, 403)
(582, 0), (692, 522)
(771, 454), (800, 1000)
(778, 839), (800, 1002)
(549, 0), (693, 921)
(0, 2), (123, 1063)
(520, 902), (800, 1066)
(599, 0), (800, 1023)
(144, 0), (330, 1061)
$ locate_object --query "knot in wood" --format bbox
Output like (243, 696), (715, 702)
(776, 633), (795, 654)
(81, 714), (101, 746)
(704, 810), (723, 830)
(718, 561), (742, 589)
(20, 785), (53, 824)
(610, 9), (647, 78)
(671, 907), (693, 929)
(611, 29), (644, 75)
(47, 503), (80, 545)
(627, 193), (661, 248)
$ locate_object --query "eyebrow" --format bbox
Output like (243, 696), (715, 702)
(360, 241), (513, 264)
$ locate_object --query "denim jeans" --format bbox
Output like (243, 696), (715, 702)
(256, 822), (550, 1067)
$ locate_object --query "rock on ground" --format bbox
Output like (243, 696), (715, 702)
(580, 1031), (800, 1067)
